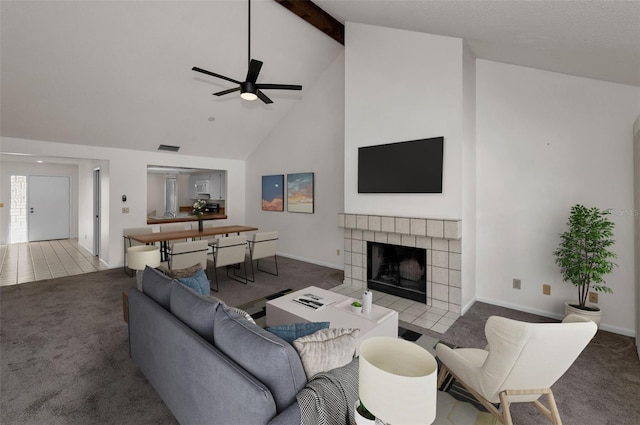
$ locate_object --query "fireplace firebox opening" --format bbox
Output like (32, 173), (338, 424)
(367, 241), (427, 303)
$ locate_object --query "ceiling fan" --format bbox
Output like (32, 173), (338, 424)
(192, 0), (302, 104)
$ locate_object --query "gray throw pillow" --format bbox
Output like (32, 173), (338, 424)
(142, 266), (176, 309)
(292, 328), (360, 379)
(169, 283), (219, 344)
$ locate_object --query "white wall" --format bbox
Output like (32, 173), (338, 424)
(147, 173), (165, 216)
(77, 159), (108, 257)
(245, 52), (346, 269)
(476, 60), (640, 335)
(1, 137), (245, 268)
(0, 161), (79, 244)
(344, 22), (465, 219)
(461, 43), (477, 311)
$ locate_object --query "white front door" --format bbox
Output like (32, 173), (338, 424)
(28, 175), (71, 241)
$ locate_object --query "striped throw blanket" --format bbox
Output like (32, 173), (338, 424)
(297, 358), (359, 425)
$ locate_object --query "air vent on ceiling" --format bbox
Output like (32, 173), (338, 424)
(158, 144), (180, 152)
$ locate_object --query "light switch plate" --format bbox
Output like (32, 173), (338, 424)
(122, 207), (130, 214)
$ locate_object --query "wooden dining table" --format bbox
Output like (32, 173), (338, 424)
(128, 225), (258, 262)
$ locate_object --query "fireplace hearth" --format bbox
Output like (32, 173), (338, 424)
(367, 242), (427, 303)
(338, 213), (462, 313)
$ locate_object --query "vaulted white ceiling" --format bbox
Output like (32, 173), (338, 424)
(1, 0), (343, 160)
(2, 0), (638, 161)
(317, 0), (640, 87)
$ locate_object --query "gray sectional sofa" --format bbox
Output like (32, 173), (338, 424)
(127, 267), (357, 425)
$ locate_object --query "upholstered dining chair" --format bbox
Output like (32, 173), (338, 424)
(123, 226), (154, 276)
(436, 314), (597, 425)
(247, 231), (279, 282)
(211, 235), (248, 292)
(159, 222), (190, 256)
(160, 222), (190, 243)
(168, 240), (209, 274)
(190, 221), (217, 254)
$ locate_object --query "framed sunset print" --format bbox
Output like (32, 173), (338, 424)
(261, 175), (284, 211)
(287, 172), (314, 213)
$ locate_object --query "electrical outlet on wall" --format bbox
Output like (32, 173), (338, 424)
(542, 284), (551, 295)
(513, 278), (521, 290)
(336, 249), (341, 256)
(589, 292), (598, 303)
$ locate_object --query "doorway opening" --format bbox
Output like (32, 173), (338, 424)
(9, 175), (27, 243)
(93, 168), (101, 256)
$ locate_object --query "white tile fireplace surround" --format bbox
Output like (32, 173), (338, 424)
(338, 213), (462, 333)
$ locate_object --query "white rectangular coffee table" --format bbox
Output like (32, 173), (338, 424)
(266, 286), (398, 354)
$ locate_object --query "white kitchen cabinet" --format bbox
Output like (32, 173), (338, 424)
(188, 171), (225, 200)
(209, 171), (225, 200)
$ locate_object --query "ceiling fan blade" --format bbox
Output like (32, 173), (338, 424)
(192, 66), (241, 85)
(213, 87), (241, 96)
(256, 83), (302, 91)
(256, 90), (273, 104)
(245, 59), (263, 83)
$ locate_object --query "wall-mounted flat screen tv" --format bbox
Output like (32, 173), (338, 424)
(358, 136), (444, 194)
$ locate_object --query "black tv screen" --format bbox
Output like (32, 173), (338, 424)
(358, 137), (444, 194)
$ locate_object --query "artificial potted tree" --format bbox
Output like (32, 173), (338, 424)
(553, 204), (617, 327)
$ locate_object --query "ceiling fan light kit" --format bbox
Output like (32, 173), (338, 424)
(192, 0), (302, 105)
(240, 82), (258, 101)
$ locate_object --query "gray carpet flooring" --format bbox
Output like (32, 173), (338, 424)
(1, 257), (638, 425)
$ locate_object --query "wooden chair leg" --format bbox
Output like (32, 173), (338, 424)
(498, 391), (514, 425)
(545, 390), (562, 425)
(530, 389), (563, 425)
(437, 364), (450, 388)
(502, 388), (563, 425)
(442, 366), (564, 425)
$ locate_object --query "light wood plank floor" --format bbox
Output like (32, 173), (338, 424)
(0, 239), (108, 286)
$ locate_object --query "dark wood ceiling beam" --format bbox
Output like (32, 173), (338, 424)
(273, 0), (344, 45)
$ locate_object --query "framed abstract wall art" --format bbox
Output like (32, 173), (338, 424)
(261, 175), (284, 211)
(287, 172), (314, 213)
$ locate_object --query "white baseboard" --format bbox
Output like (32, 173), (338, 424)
(461, 297), (476, 315)
(77, 240), (111, 269)
(276, 252), (344, 271)
(474, 297), (635, 337)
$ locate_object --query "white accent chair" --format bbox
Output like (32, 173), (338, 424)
(211, 235), (248, 292)
(436, 314), (597, 425)
(123, 226), (154, 276)
(247, 231), (279, 281)
(168, 240), (209, 274)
